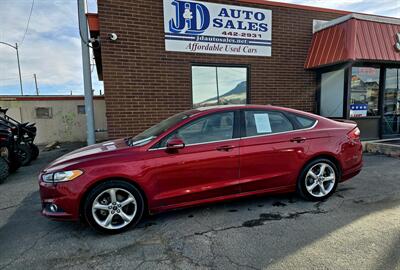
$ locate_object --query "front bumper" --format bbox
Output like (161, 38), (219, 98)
(39, 179), (82, 221)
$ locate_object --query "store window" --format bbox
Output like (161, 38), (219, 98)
(383, 68), (400, 136)
(77, 105), (85, 114)
(350, 67), (380, 117)
(320, 69), (345, 118)
(35, 107), (52, 119)
(192, 66), (247, 108)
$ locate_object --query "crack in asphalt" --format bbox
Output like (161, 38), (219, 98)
(0, 201), (41, 212)
(0, 225), (62, 270)
(0, 204), (21, 211)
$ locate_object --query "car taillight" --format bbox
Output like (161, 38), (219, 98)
(347, 127), (360, 140)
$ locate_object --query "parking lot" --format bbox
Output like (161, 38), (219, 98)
(0, 144), (399, 270)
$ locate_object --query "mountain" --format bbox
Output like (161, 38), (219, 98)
(195, 81), (247, 107)
(220, 81), (247, 98)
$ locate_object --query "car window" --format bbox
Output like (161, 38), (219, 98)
(159, 112), (234, 147)
(127, 111), (195, 146)
(244, 110), (293, 137)
(293, 114), (317, 129)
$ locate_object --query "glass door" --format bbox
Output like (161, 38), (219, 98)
(383, 69), (400, 137)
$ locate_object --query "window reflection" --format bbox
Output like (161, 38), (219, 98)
(350, 67), (380, 117)
(192, 66), (247, 108)
(383, 69), (400, 135)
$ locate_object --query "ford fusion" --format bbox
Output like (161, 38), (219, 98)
(39, 105), (362, 233)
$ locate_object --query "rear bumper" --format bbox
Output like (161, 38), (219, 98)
(341, 160), (363, 182)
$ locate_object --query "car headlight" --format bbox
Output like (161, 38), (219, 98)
(42, 170), (83, 183)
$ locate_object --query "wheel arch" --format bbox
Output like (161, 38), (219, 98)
(301, 153), (343, 177)
(78, 177), (149, 220)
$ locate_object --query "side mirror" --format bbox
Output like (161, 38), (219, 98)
(166, 137), (185, 151)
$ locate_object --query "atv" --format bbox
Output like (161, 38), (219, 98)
(0, 126), (22, 183)
(0, 107), (39, 166)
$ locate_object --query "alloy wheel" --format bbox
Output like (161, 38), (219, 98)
(305, 162), (336, 198)
(91, 188), (137, 230)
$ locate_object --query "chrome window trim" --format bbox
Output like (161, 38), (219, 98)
(148, 137), (240, 151)
(147, 120), (318, 151)
(241, 119), (319, 140)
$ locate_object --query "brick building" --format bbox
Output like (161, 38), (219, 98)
(88, 0), (400, 140)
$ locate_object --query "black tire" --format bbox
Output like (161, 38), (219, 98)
(8, 154), (21, 173)
(15, 144), (33, 166)
(30, 143), (39, 160)
(83, 180), (145, 234)
(0, 157), (10, 183)
(297, 158), (340, 201)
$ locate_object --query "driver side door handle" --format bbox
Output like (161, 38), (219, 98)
(216, 145), (235, 152)
(290, 137), (307, 143)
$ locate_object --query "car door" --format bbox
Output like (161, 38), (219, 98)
(146, 111), (241, 208)
(239, 109), (311, 192)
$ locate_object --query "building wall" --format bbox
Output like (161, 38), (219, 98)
(0, 97), (108, 145)
(98, 0), (346, 138)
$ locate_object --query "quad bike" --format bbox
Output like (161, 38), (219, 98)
(0, 126), (22, 183)
(0, 107), (39, 166)
(0, 156), (8, 183)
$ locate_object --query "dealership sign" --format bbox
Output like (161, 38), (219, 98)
(163, 0), (272, 56)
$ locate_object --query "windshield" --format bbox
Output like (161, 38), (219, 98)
(127, 111), (196, 146)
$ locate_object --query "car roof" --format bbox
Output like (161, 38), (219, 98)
(192, 104), (303, 113)
(190, 104), (327, 121)
(194, 104), (274, 112)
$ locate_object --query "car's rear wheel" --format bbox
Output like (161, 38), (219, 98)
(83, 180), (144, 234)
(297, 158), (339, 201)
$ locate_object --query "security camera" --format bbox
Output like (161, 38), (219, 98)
(108, 33), (118, 41)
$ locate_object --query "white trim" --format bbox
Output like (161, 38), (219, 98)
(314, 13), (400, 33)
(240, 120), (318, 140)
(148, 138), (240, 151)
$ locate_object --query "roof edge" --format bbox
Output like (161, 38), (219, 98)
(314, 13), (400, 33)
(238, 0), (349, 15)
(0, 95), (105, 101)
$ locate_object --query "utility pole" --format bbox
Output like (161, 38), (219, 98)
(15, 43), (23, 96)
(77, 0), (96, 145)
(33, 73), (39, 95)
(0, 41), (23, 95)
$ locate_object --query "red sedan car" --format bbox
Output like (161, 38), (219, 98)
(39, 105), (362, 233)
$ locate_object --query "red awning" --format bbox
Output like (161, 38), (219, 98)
(305, 14), (400, 69)
(86, 13), (103, 81)
(86, 13), (100, 32)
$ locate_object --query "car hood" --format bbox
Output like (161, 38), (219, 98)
(43, 139), (130, 172)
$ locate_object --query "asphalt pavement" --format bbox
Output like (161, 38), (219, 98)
(0, 143), (399, 270)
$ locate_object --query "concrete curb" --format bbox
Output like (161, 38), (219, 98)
(363, 139), (400, 158)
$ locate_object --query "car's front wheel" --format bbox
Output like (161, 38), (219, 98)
(83, 180), (144, 233)
(297, 158), (339, 201)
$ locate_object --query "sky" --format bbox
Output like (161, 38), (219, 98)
(0, 0), (100, 96)
(0, 0), (399, 96)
